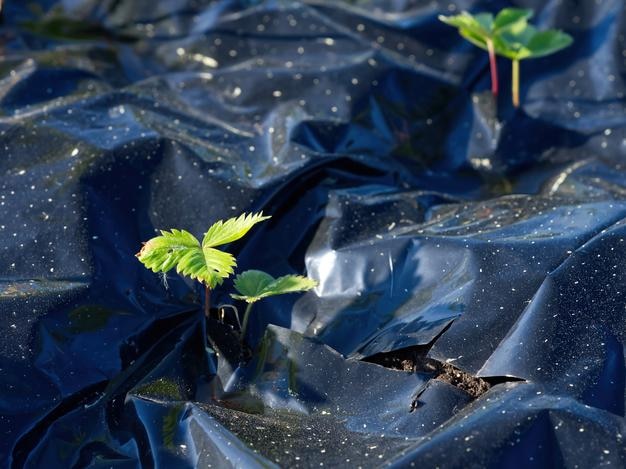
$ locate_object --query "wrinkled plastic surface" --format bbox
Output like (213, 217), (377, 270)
(2, 0), (626, 467)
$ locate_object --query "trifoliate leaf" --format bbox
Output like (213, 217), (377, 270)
(202, 212), (271, 248)
(496, 23), (572, 60)
(136, 228), (235, 288)
(439, 9), (531, 52)
(231, 270), (318, 304)
(137, 213), (271, 288)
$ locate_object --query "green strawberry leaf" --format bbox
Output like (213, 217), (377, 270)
(459, 27), (489, 50)
(136, 228), (234, 288)
(526, 29), (573, 58)
(439, 10), (530, 52)
(202, 212), (271, 248)
(231, 270), (275, 301)
(438, 12), (487, 35)
(474, 13), (494, 33)
(493, 8), (533, 31)
(497, 23), (572, 60)
(441, 8), (571, 61)
(231, 270), (317, 304)
(439, 12), (491, 50)
(137, 212), (270, 288)
(496, 23), (534, 59)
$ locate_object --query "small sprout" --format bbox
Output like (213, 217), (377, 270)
(495, 21), (573, 107)
(440, 8), (572, 107)
(137, 213), (317, 354)
(439, 8), (532, 97)
(231, 269), (317, 342)
(218, 304), (241, 329)
(136, 212), (270, 316)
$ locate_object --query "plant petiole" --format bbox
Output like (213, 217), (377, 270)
(204, 285), (211, 318)
(240, 302), (254, 343)
(218, 304), (241, 329)
(486, 38), (498, 97)
(512, 59), (520, 107)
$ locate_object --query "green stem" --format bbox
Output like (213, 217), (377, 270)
(512, 59), (520, 108)
(240, 302), (254, 343)
(486, 39), (498, 97)
(204, 285), (211, 318)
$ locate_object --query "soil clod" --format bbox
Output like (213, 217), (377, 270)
(365, 346), (491, 399)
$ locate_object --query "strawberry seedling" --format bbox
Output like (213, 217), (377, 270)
(136, 212), (270, 317)
(439, 8), (533, 98)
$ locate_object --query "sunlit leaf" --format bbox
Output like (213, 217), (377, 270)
(496, 23), (572, 60)
(137, 212), (270, 288)
(202, 212), (271, 248)
(496, 23), (533, 59)
(440, 8), (570, 62)
(439, 12), (491, 51)
(137, 229), (232, 288)
(438, 12), (486, 33)
(526, 29), (574, 58)
(459, 28), (489, 50)
(231, 270), (318, 303)
(439, 9), (530, 52)
(138, 229), (199, 271)
(267, 274), (319, 296)
(474, 12), (495, 33)
(493, 8), (533, 31)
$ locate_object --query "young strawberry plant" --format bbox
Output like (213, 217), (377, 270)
(136, 212), (270, 317)
(231, 269), (317, 343)
(495, 18), (573, 107)
(439, 8), (533, 98)
(136, 213), (317, 348)
(440, 8), (572, 107)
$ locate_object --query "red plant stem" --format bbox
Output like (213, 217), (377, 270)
(486, 39), (499, 96)
(204, 285), (211, 318)
(486, 39), (498, 97)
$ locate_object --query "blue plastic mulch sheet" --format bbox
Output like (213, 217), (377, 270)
(1, 0), (626, 467)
